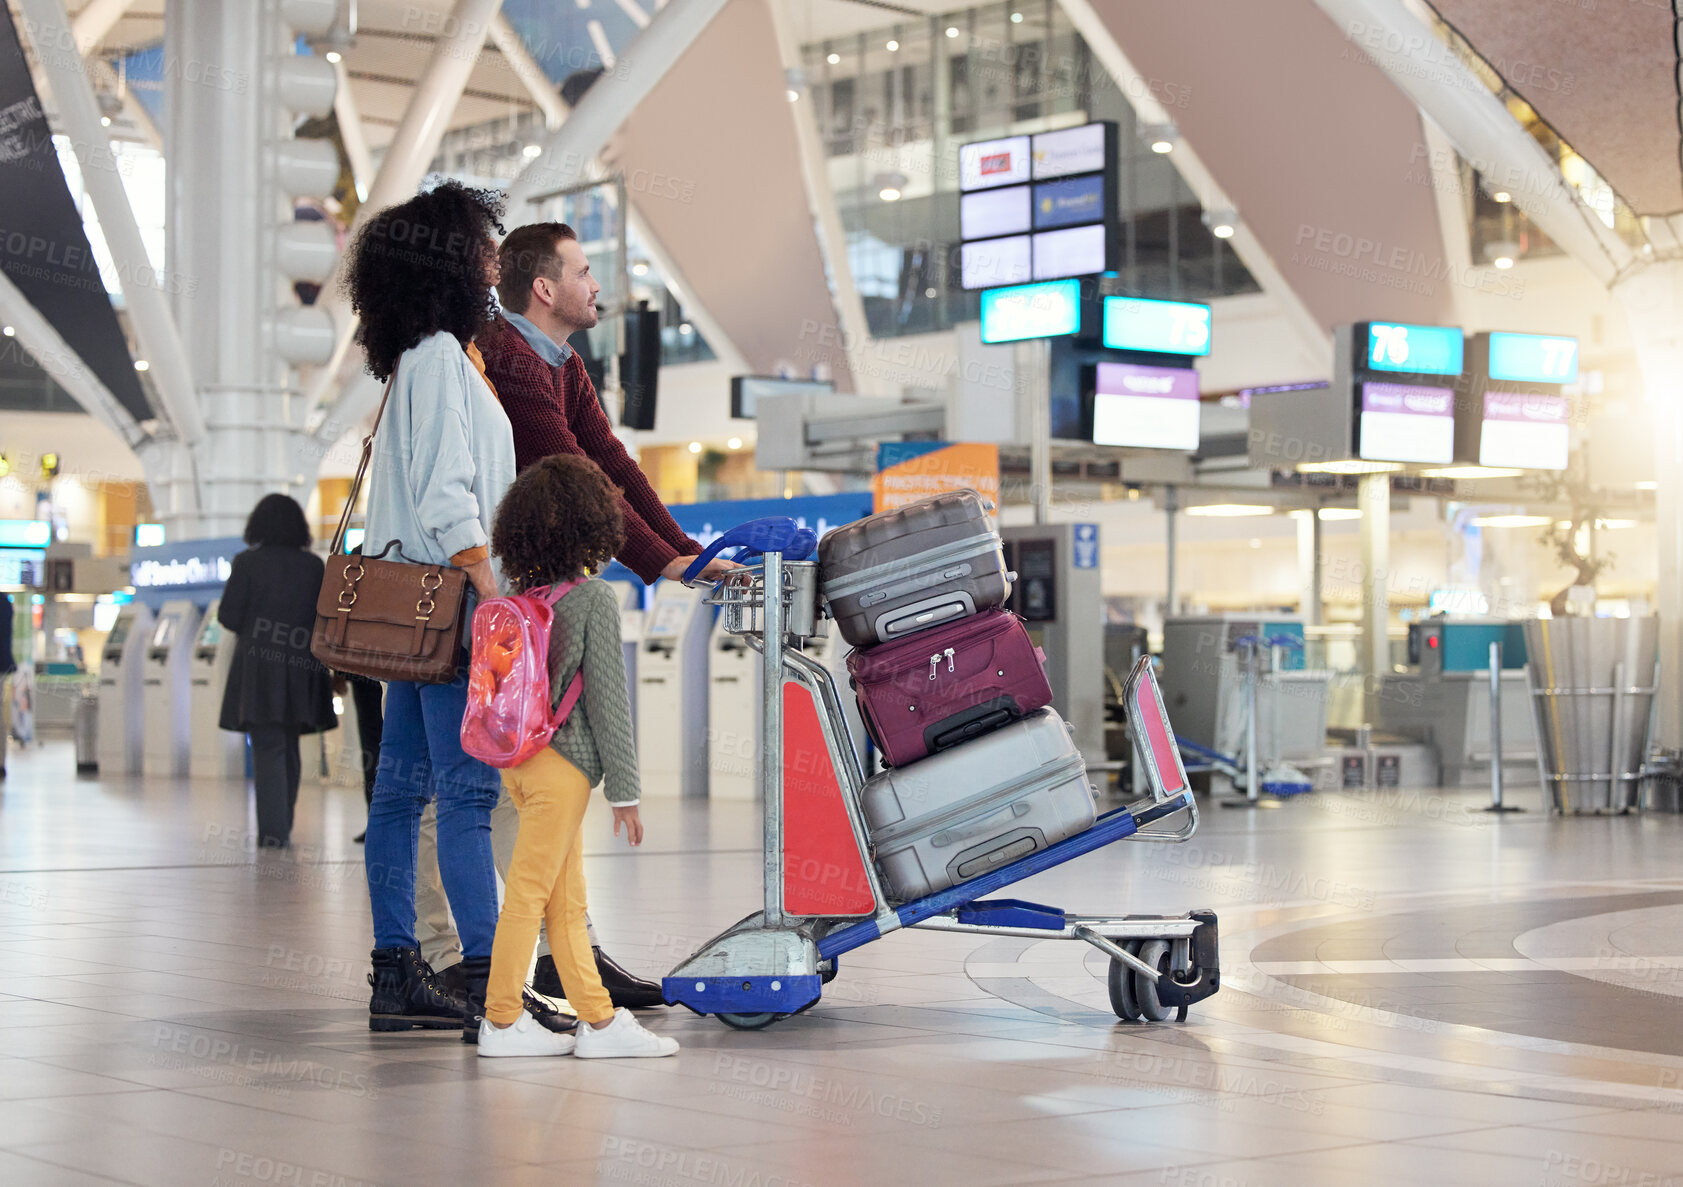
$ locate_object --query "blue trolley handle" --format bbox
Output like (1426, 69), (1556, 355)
(681, 516), (817, 585)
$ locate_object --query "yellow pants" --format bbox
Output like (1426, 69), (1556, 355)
(485, 748), (615, 1026)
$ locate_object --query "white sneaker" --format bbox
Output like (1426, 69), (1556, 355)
(477, 1011), (577, 1058)
(573, 1008), (679, 1059)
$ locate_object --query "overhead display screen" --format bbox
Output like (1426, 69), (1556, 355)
(1357, 382), (1455, 464)
(961, 235), (1033, 290)
(1487, 332), (1578, 384)
(1364, 322), (1464, 376)
(959, 136), (1031, 190)
(1032, 224), (1107, 280)
(1033, 175), (1107, 230)
(1031, 123), (1107, 179)
(961, 186), (1032, 240)
(1479, 391), (1570, 470)
(979, 279), (1081, 344)
(1092, 362), (1201, 450)
(1102, 297), (1211, 356)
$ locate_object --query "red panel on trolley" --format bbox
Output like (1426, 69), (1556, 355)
(781, 682), (877, 917)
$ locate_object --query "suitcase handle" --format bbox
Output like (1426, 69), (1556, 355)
(929, 707), (1015, 752)
(682, 517), (817, 584)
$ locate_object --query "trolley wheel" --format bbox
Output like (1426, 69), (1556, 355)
(717, 1012), (780, 1031)
(1133, 939), (1174, 1023)
(1107, 940), (1142, 1022)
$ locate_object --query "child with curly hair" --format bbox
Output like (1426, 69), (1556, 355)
(476, 454), (678, 1058)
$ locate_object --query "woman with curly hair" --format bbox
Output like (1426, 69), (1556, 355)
(476, 454), (676, 1059)
(343, 180), (515, 1040)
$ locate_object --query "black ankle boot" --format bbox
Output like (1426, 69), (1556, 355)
(596, 947), (667, 1009)
(458, 955), (493, 1044)
(531, 953), (565, 999)
(368, 947), (463, 1032)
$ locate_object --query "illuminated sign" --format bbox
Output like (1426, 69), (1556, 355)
(961, 185), (1031, 239)
(0, 519), (51, 548)
(1031, 123), (1107, 179)
(1363, 322), (1464, 376)
(1102, 297), (1212, 356)
(1091, 362), (1201, 450)
(1032, 224), (1107, 280)
(1487, 331), (1578, 384)
(979, 279), (1081, 344)
(961, 235), (1033, 290)
(959, 136), (1030, 190)
(1033, 175), (1106, 230)
(1357, 382), (1455, 463)
(1479, 391), (1569, 470)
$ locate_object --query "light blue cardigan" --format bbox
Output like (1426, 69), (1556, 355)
(361, 330), (516, 582)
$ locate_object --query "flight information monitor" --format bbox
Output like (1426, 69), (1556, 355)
(1486, 331), (1578, 385)
(1102, 297), (1211, 356)
(979, 279), (1081, 344)
(1478, 391), (1570, 469)
(1357, 382), (1455, 464)
(1091, 361), (1201, 450)
(959, 136), (1031, 190)
(1363, 322), (1464, 376)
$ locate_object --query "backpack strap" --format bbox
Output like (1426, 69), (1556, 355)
(551, 668), (584, 729)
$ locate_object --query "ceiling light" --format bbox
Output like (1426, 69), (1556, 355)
(687, 441), (702, 454)
(1185, 504), (1274, 518)
(1296, 459), (1403, 475)
(879, 185), (902, 202)
(1492, 190), (1511, 203)
(786, 89), (800, 102)
(1151, 139), (1173, 154)
(1485, 239), (1520, 269)
(1, 325), (13, 337)
(826, 52), (840, 65)
(1142, 122), (1176, 154)
(886, 39), (898, 51)
(1317, 507), (1362, 521)
(727, 437), (743, 450)
(1202, 206), (1237, 239)
(133, 359), (150, 371)
(1418, 466), (1524, 479)
(100, 116), (111, 127)
(946, 26), (960, 38)
(630, 260), (649, 276)
(325, 50), (342, 63)
(1010, 11), (1023, 22)
(1636, 480), (1657, 491)
(678, 322), (693, 335)
(1492, 256), (1514, 270)
(1558, 518), (1637, 530)
(521, 143), (542, 159)
(875, 170), (907, 202)
(1472, 514), (1552, 528)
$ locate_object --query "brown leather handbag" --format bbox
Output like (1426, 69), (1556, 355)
(310, 377), (470, 684)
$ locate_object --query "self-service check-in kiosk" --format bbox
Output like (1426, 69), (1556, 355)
(708, 617), (760, 800)
(189, 600), (244, 779)
(97, 602), (154, 774)
(637, 582), (712, 798)
(606, 580), (644, 727)
(143, 599), (201, 778)
(1000, 524), (1106, 767)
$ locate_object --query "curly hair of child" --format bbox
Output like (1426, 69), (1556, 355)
(491, 455), (626, 592)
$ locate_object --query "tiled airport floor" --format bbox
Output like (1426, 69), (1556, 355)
(3, 737), (1683, 1186)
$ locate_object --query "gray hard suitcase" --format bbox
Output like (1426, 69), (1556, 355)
(860, 708), (1097, 902)
(819, 490), (1010, 649)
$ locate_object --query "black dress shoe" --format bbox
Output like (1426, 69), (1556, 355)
(522, 989), (578, 1034)
(352, 830), (366, 844)
(534, 948), (667, 1009)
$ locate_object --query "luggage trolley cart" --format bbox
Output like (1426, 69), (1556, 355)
(661, 519), (1220, 1030)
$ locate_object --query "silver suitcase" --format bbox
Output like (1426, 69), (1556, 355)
(819, 491), (1010, 649)
(860, 708), (1097, 902)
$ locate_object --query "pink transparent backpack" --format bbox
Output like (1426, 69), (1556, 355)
(460, 579), (585, 768)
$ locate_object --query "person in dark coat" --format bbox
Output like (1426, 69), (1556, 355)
(218, 494), (337, 847)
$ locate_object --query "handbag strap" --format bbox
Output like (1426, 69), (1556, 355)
(329, 373), (398, 556)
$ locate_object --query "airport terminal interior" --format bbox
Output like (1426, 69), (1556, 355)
(2, 0), (1682, 1183)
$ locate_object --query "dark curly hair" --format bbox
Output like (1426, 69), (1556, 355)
(341, 180), (505, 381)
(243, 493), (312, 548)
(491, 455), (625, 592)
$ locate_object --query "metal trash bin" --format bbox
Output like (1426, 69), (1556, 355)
(1642, 751), (1683, 812)
(1524, 616), (1659, 814)
(74, 696), (98, 771)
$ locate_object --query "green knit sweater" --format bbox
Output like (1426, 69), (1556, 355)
(543, 577), (641, 805)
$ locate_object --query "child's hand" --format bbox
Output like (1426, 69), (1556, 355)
(612, 805), (643, 847)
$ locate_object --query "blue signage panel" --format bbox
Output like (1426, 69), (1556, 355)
(1102, 297), (1212, 356)
(1364, 322), (1463, 375)
(1032, 174), (1106, 230)
(979, 278), (1082, 344)
(1487, 331), (1578, 384)
(0, 520), (50, 548)
(1072, 523), (1100, 569)
(130, 536), (245, 611)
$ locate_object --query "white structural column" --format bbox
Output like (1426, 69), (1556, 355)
(503, 0), (729, 211)
(1309, 0), (1633, 287)
(305, 0), (505, 409)
(1297, 510), (1323, 625)
(1358, 473), (1390, 720)
(0, 270), (143, 447)
(762, 0), (879, 395)
(1612, 261), (1683, 747)
(331, 58), (375, 198)
(1056, 0), (1330, 364)
(17, 0), (204, 452)
(488, 13), (564, 128)
(70, 0), (134, 51)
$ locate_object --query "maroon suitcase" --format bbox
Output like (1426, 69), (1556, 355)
(847, 609), (1053, 768)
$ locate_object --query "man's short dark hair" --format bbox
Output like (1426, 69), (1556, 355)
(497, 223), (577, 315)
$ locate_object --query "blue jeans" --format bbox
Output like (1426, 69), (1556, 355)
(365, 675), (500, 958)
